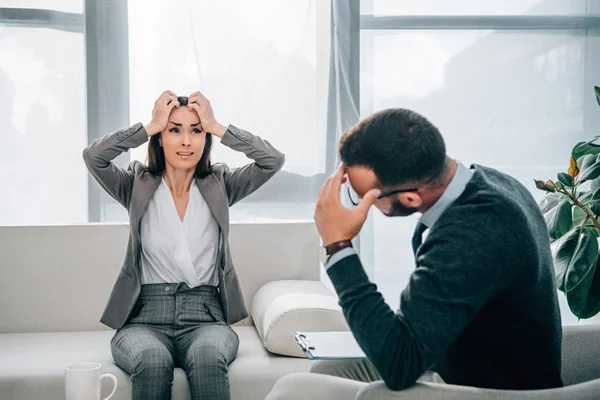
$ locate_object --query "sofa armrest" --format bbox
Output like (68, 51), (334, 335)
(356, 380), (600, 400)
(251, 280), (349, 357)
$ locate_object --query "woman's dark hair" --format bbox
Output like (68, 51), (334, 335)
(339, 108), (447, 187)
(147, 96), (213, 178)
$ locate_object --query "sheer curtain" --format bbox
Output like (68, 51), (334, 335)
(127, 0), (328, 222)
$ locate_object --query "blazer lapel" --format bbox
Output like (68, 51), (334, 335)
(130, 172), (162, 238)
(195, 173), (230, 238)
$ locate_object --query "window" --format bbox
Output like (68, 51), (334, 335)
(127, 0), (328, 223)
(1, 0), (329, 225)
(357, 0), (600, 325)
(0, 2), (86, 225)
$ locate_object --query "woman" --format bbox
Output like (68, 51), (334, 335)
(82, 90), (284, 400)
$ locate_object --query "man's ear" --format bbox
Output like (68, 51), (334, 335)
(398, 192), (423, 209)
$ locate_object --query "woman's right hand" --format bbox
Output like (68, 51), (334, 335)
(145, 90), (180, 137)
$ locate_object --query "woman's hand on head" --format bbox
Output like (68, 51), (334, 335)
(145, 90), (180, 137)
(188, 91), (227, 138)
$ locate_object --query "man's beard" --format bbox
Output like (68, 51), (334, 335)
(384, 199), (419, 217)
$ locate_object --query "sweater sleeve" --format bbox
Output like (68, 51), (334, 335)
(326, 217), (515, 390)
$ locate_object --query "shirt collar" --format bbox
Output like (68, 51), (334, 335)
(419, 160), (474, 229)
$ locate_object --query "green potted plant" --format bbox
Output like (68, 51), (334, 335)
(535, 86), (600, 320)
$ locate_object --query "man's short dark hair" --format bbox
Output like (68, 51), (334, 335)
(339, 108), (447, 188)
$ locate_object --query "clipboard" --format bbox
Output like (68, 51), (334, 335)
(292, 331), (366, 360)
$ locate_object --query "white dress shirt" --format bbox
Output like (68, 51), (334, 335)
(140, 178), (220, 287)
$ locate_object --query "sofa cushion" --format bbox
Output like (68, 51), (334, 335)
(0, 326), (312, 400)
(251, 280), (349, 357)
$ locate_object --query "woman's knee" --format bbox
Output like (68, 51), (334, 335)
(111, 328), (174, 378)
(186, 327), (239, 372)
(132, 346), (174, 378)
(186, 343), (228, 372)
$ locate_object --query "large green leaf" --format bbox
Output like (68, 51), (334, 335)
(553, 227), (599, 292)
(567, 256), (600, 319)
(573, 206), (588, 226)
(578, 160), (600, 183)
(565, 229), (598, 292)
(539, 192), (565, 214)
(558, 173), (573, 187)
(552, 229), (577, 287)
(573, 139), (600, 159)
(590, 200), (600, 216)
(591, 177), (600, 194)
(578, 154), (596, 171)
(545, 199), (573, 240)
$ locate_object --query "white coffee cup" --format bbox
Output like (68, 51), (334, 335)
(65, 362), (117, 400)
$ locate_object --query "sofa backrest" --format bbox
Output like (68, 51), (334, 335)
(0, 222), (320, 333)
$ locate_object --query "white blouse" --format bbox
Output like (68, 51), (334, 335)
(140, 178), (220, 287)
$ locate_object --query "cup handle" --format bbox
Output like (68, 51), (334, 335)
(101, 373), (118, 400)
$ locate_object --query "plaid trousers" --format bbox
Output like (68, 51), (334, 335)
(111, 283), (239, 400)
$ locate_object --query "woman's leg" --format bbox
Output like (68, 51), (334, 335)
(111, 324), (176, 400)
(177, 323), (239, 400)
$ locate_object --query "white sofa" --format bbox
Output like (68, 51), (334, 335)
(0, 222), (343, 400)
(5, 222), (600, 400)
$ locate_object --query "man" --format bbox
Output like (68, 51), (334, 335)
(267, 108), (563, 399)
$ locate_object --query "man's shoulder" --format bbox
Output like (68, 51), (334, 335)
(434, 187), (526, 237)
(430, 175), (545, 254)
(440, 191), (508, 226)
(432, 202), (505, 240)
(451, 165), (538, 220)
(469, 164), (533, 200)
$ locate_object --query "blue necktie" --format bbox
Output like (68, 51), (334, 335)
(411, 222), (428, 255)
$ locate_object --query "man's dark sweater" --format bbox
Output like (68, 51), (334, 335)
(327, 165), (564, 390)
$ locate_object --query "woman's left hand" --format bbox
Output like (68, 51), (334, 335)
(188, 91), (227, 138)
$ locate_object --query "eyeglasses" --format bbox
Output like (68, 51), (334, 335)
(346, 185), (418, 207)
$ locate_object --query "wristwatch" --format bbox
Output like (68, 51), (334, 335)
(324, 240), (353, 263)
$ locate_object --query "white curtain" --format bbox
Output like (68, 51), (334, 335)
(127, 0), (327, 222)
